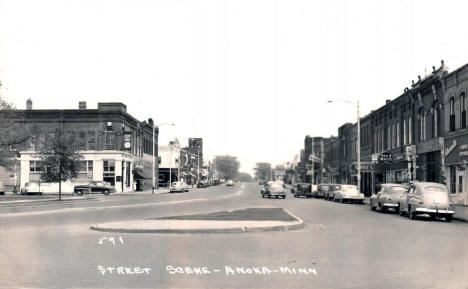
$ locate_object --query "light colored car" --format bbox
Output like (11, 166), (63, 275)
(170, 181), (189, 193)
(20, 182), (44, 195)
(226, 180), (234, 186)
(333, 185), (365, 203)
(370, 184), (407, 213)
(0, 181), (4, 195)
(261, 181), (286, 199)
(399, 182), (455, 222)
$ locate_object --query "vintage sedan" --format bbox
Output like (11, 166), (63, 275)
(170, 181), (189, 193)
(326, 184), (340, 201)
(333, 184), (365, 203)
(370, 183), (407, 213)
(291, 183), (312, 198)
(74, 181), (116, 195)
(399, 182), (455, 222)
(261, 181), (286, 199)
(315, 184), (330, 199)
(20, 182), (44, 195)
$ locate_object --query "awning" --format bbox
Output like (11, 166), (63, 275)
(133, 170), (151, 179)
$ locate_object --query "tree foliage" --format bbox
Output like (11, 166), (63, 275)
(236, 172), (253, 182)
(254, 162), (272, 181)
(36, 129), (83, 199)
(0, 93), (28, 168)
(214, 155), (240, 180)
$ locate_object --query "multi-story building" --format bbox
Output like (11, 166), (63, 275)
(3, 100), (158, 193)
(188, 138), (203, 182)
(323, 137), (339, 183)
(442, 62), (468, 204)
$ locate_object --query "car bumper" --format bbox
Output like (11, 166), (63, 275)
(343, 196), (364, 201)
(415, 207), (455, 214)
(383, 203), (399, 208)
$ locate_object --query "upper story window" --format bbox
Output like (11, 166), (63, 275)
(419, 108), (426, 141)
(461, 93), (466, 129)
(450, 97), (456, 132)
(432, 101), (440, 138)
(105, 126), (115, 150)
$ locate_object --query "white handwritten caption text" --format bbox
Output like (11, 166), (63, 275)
(166, 266), (317, 276)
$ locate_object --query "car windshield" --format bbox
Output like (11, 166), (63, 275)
(343, 186), (358, 193)
(389, 186), (407, 194)
(422, 186), (449, 203)
(320, 185), (329, 190)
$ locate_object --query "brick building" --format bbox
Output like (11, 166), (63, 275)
(2, 101), (158, 193)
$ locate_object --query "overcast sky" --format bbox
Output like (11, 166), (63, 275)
(1, 0), (468, 174)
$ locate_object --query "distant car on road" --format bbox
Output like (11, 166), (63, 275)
(197, 181), (208, 188)
(261, 181), (286, 199)
(399, 182), (455, 222)
(333, 184), (365, 204)
(226, 180), (235, 186)
(291, 183), (312, 198)
(20, 182), (44, 195)
(74, 181), (116, 195)
(170, 181), (189, 193)
(315, 184), (330, 199)
(370, 184), (407, 212)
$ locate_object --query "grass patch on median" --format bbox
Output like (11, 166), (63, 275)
(148, 208), (297, 222)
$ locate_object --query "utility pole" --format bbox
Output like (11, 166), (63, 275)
(311, 136), (314, 185)
(152, 124), (155, 194)
(197, 147), (200, 184)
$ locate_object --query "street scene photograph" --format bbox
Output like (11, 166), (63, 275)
(1, 0), (468, 288)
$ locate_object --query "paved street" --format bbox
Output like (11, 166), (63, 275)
(1, 182), (468, 289)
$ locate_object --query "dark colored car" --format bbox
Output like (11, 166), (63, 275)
(291, 183), (312, 198)
(74, 181), (116, 195)
(197, 181), (208, 188)
(316, 184), (330, 199)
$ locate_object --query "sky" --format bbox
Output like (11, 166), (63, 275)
(1, 0), (468, 175)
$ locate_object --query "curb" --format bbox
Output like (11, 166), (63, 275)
(89, 221), (305, 234)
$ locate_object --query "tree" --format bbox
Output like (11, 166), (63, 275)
(0, 92), (29, 168)
(254, 162), (272, 181)
(37, 129), (83, 200)
(214, 155), (240, 180)
(236, 172), (253, 182)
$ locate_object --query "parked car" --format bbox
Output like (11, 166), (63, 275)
(326, 184), (340, 200)
(0, 181), (4, 195)
(291, 183), (312, 198)
(170, 181), (189, 193)
(399, 182), (455, 222)
(370, 183), (408, 212)
(20, 182), (44, 195)
(226, 180), (235, 186)
(74, 181), (116, 195)
(333, 184), (365, 204)
(197, 181), (208, 188)
(261, 181), (286, 199)
(315, 184), (330, 199)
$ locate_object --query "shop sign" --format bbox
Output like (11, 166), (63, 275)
(460, 144), (468, 156)
(392, 154), (406, 161)
(405, 145), (416, 155)
(417, 137), (444, 154)
(444, 140), (457, 157)
(371, 153), (379, 163)
(359, 162), (374, 171)
(378, 153), (392, 164)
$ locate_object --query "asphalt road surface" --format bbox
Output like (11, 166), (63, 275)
(1, 183), (468, 289)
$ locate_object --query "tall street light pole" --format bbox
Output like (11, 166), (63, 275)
(152, 122), (175, 194)
(327, 100), (361, 193)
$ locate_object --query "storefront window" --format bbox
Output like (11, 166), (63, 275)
(103, 160), (115, 185)
(450, 165), (456, 194)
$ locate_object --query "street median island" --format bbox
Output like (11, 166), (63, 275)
(90, 208), (304, 234)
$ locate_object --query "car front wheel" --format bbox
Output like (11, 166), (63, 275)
(103, 190), (110, 195)
(445, 215), (453, 222)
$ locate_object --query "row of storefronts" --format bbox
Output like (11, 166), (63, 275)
(292, 60), (468, 204)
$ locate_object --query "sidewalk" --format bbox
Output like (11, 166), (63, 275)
(363, 197), (468, 222)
